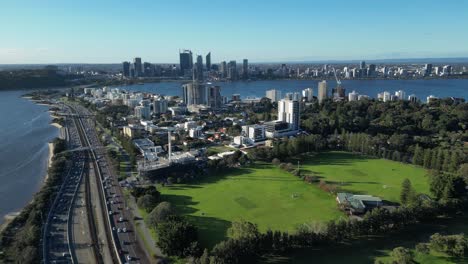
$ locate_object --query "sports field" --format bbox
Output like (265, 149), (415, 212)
(158, 151), (430, 247)
(299, 151), (431, 202)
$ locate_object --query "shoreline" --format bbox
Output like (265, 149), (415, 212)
(1, 102), (59, 230)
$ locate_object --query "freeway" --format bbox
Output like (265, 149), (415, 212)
(72, 104), (149, 264)
(43, 105), (97, 264)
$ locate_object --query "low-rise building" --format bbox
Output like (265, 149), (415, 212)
(336, 193), (382, 215)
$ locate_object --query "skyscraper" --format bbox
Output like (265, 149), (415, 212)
(220, 61), (227, 78)
(360, 61), (366, 70)
(367, 64), (376, 77)
(133, 57), (142, 77)
(182, 82), (207, 106)
(277, 99), (300, 131)
(318, 80), (328, 103)
(206, 52), (211, 71)
(424, 63), (433, 76)
(122, 61), (130, 77)
(179, 50), (193, 75)
(228, 60), (237, 80)
(194, 55), (204, 82)
(242, 59), (248, 79)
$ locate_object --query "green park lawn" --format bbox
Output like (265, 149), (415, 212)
(298, 151), (431, 202)
(158, 151), (431, 248)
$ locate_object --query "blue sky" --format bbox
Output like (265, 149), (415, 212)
(1, 0), (468, 63)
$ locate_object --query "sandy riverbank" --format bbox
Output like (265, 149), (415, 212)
(51, 122), (63, 129)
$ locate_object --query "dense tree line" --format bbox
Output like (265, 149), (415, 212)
(191, 200), (465, 264)
(0, 68), (74, 90)
(0, 139), (68, 263)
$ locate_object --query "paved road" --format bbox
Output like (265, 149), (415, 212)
(74, 104), (150, 264)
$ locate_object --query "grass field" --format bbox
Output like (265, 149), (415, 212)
(158, 151), (431, 248)
(298, 151), (431, 202)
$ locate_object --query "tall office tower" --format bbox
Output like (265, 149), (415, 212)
(122, 61), (130, 77)
(242, 59), (249, 79)
(133, 57), (142, 77)
(179, 49), (193, 75)
(317, 80), (328, 103)
(424, 63), (433, 76)
(277, 99), (300, 131)
(208, 86), (222, 108)
(143, 62), (155, 77)
(227, 60), (237, 80)
(194, 55), (204, 82)
(206, 52), (211, 70)
(153, 98), (168, 114)
(302, 88), (313, 102)
(220, 61), (227, 78)
(367, 64), (376, 77)
(182, 82), (207, 106)
(434, 66), (441, 76)
(266, 89), (282, 102)
(134, 105), (151, 119)
(360, 61), (366, 70)
(348, 90), (359, 101)
(130, 64), (135, 78)
(395, 90), (406, 100)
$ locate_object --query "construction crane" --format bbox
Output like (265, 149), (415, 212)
(332, 67), (342, 86)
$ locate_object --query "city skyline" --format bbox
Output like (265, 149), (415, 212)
(1, 0), (468, 64)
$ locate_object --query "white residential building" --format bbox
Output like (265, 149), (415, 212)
(277, 99), (300, 131)
(266, 89), (282, 102)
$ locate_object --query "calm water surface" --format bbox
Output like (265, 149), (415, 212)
(0, 90), (58, 223)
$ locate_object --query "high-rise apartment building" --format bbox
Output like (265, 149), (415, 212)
(318, 80), (328, 103)
(153, 98), (168, 114)
(277, 99), (300, 131)
(348, 90), (359, 101)
(208, 86), (222, 108)
(182, 82), (207, 106)
(424, 63), (433, 76)
(135, 105), (150, 119)
(302, 88), (313, 102)
(266, 89), (282, 102)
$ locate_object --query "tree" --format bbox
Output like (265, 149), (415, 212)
(400, 179), (416, 205)
(412, 145), (423, 166)
(137, 194), (159, 212)
(227, 220), (260, 240)
(458, 163), (468, 184)
(156, 215), (198, 257)
(389, 247), (413, 264)
(146, 201), (175, 227)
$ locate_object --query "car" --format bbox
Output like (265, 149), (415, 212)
(122, 227), (127, 233)
(119, 217), (123, 222)
(112, 227), (116, 231)
(117, 228), (122, 233)
(108, 210), (113, 215)
(126, 255), (132, 261)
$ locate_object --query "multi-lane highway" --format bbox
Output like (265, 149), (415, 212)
(72, 104), (149, 264)
(43, 102), (149, 264)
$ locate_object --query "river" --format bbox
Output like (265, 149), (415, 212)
(0, 90), (58, 224)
